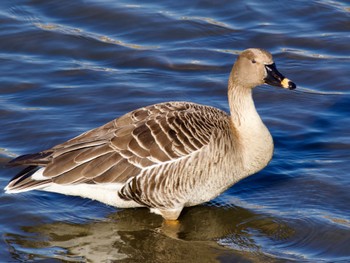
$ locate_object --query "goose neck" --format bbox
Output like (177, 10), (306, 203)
(227, 79), (259, 128)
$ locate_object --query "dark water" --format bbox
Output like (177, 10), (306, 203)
(0, 0), (349, 262)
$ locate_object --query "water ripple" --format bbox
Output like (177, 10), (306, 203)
(296, 86), (348, 95)
(34, 22), (160, 50)
(0, 0), (349, 262)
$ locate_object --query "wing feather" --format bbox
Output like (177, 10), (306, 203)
(7, 102), (230, 203)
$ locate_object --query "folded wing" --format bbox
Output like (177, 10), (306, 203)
(7, 102), (226, 197)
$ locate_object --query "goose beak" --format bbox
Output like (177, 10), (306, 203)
(264, 63), (296, 90)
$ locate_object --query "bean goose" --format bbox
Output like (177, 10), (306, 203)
(4, 48), (296, 220)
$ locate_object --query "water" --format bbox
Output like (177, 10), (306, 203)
(0, 0), (349, 262)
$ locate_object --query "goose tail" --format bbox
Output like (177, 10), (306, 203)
(4, 166), (50, 194)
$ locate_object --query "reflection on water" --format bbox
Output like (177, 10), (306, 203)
(4, 206), (299, 262)
(5, 191), (348, 262)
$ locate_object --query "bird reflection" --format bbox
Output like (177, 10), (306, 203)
(4, 205), (295, 262)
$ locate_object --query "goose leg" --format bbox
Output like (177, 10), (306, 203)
(150, 207), (183, 220)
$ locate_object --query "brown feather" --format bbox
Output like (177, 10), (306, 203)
(43, 151), (84, 177)
(52, 164), (89, 184)
(8, 102), (226, 196)
(81, 152), (122, 178)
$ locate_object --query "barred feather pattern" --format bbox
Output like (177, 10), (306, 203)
(7, 102), (241, 209)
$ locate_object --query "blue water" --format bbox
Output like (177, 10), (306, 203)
(0, 0), (349, 262)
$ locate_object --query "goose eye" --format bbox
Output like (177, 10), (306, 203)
(252, 59), (256, 64)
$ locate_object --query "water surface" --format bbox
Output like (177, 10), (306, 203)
(0, 0), (349, 262)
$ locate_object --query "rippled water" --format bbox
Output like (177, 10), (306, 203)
(0, 0), (349, 262)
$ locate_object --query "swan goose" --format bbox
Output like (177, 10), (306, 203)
(5, 48), (296, 220)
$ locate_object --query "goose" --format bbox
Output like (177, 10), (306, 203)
(4, 48), (296, 220)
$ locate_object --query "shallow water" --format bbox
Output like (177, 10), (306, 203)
(0, 0), (349, 262)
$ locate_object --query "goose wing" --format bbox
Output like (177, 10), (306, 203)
(8, 102), (228, 191)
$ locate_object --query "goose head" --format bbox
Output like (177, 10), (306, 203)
(230, 48), (296, 90)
